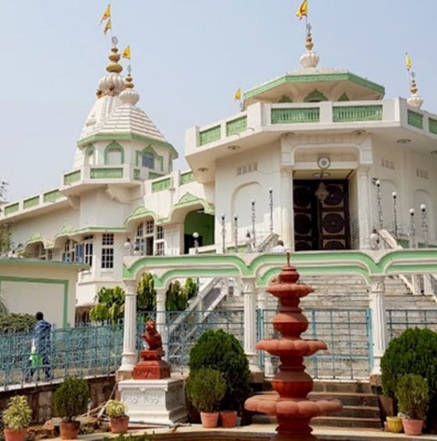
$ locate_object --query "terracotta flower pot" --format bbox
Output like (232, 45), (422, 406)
(200, 411), (219, 428)
(386, 416), (403, 433)
(220, 410), (238, 428)
(402, 418), (423, 436)
(110, 416), (130, 433)
(4, 428), (28, 441)
(59, 420), (81, 440)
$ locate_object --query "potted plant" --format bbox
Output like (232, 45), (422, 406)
(186, 368), (226, 428)
(386, 415), (403, 433)
(105, 400), (129, 433)
(188, 329), (252, 427)
(395, 374), (429, 436)
(53, 378), (90, 440)
(2, 396), (32, 441)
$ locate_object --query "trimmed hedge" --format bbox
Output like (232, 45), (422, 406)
(188, 329), (251, 411)
(381, 327), (437, 406)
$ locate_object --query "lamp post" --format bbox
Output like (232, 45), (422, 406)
(409, 208), (416, 248)
(193, 232), (199, 254)
(269, 188), (273, 234)
(375, 179), (383, 230)
(251, 199), (256, 249)
(221, 214), (226, 254)
(233, 214), (238, 253)
(420, 204), (429, 248)
(392, 192), (398, 237)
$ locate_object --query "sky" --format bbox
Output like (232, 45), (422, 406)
(1, 0), (437, 202)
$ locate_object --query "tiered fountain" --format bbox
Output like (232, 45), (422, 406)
(245, 255), (343, 441)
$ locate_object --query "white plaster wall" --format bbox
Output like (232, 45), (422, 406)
(79, 189), (130, 227)
(372, 142), (437, 241)
(0, 261), (79, 327)
(215, 142), (281, 244)
(11, 207), (79, 250)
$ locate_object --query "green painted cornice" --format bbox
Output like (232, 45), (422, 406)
(77, 133), (179, 159)
(0, 258), (89, 271)
(244, 72), (385, 100)
(125, 206), (160, 225)
(123, 249), (437, 288)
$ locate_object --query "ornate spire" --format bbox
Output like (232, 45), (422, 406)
(96, 36), (125, 98)
(299, 23), (319, 69)
(120, 65), (139, 106)
(106, 36), (123, 74)
(407, 71), (424, 109)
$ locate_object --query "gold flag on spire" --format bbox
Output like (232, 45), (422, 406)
(103, 19), (112, 35)
(296, 0), (308, 20)
(234, 87), (242, 101)
(100, 5), (111, 24)
(405, 52), (412, 71)
(122, 46), (131, 60)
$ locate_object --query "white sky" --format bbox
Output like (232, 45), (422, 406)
(1, 0), (436, 202)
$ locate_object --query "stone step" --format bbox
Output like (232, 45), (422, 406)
(308, 392), (378, 407)
(311, 416), (381, 429)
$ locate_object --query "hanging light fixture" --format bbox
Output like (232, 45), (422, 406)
(315, 181), (329, 203)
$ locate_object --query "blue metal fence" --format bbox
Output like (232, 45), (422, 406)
(1, 308), (437, 389)
(258, 308), (373, 380)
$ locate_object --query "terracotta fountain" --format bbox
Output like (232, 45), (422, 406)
(245, 255), (342, 441)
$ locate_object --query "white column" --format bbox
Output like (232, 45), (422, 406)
(279, 169), (293, 249)
(242, 277), (263, 379)
(357, 166), (372, 249)
(369, 276), (388, 375)
(119, 280), (138, 373)
(257, 287), (275, 377)
(155, 288), (168, 361)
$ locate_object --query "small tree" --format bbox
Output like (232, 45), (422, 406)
(89, 286), (126, 324)
(137, 272), (156, 312)
(0, 223), (11, 256)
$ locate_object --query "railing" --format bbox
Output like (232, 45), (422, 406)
(0, 324), (124, 390)
(3, 307), (437, 389)
(386, 309), (437, 340)
(259, 308), (373, 380)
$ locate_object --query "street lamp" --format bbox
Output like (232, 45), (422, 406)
(375, 179), (383, 230)
(220, 213), (226, 254)
(123, 238), (134, 256)
(420, 204), (429, 248)
(392, 192), (398, 237)
(251, 199), (256, 249)
(193, 232), (199, 254)
(269, 188), (273, 234)
(409, 208), (416, 248)
(233, 214), (238, 253)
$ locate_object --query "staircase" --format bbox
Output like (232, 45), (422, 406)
(251, 380), (382, 429)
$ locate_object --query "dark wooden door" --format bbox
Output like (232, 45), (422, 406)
(293, 180), (350, 251)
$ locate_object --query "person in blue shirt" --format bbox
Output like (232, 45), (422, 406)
(26, 312), (52, 381)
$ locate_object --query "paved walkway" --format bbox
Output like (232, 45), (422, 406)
(70, 422), (437, 441)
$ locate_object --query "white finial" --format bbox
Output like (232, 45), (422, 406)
(112, 36), (119, 46)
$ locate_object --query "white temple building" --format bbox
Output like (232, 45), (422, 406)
(1, 26), (437, 328)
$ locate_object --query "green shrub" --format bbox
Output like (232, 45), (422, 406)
(395, 374), (429, 420)
(381, 328), (437, 407)
(0, 313), (36, 333)
(188, 329), (251, 411)
(53, 378), (90, 421)
(186, 368), (226, 412)
(2, 396), (32, 430)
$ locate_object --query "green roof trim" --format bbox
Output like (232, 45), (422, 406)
(77, 133), (178, 159)
(244, 73), (385, 100)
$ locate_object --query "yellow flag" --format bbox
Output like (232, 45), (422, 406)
(405, 52), (412, 70)
(100, 5), (111, 24)
(104, 19), (112, 35)
(234, 87), (242, 101)
(122, 46), (131, 60)
(296, 0), (308, 20)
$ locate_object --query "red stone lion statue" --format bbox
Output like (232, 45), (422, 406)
(142, 319), (163, 350)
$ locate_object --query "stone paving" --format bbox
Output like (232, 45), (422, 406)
(61, 422), (437, 441)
